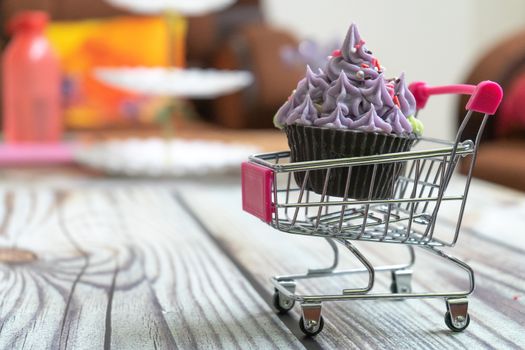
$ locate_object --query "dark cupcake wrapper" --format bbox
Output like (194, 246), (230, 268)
(285, 125), (416, 199)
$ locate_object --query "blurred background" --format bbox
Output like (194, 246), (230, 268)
(0, 0), (524, 190)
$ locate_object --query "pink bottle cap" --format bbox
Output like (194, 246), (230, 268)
(7, 11), (48, 34)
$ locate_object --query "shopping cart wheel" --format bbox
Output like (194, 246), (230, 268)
(299, 315), (324, 336)
(272, 290), (295, 314)
(444, 311), (470, 332)
(444, 298), (470, 332)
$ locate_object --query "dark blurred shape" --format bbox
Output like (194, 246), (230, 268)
(0, 0), (303, 129)
(212, 23), (303, 128)
(458, 29), (525, 192)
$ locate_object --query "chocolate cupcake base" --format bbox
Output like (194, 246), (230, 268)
(285, 125), (416, 200)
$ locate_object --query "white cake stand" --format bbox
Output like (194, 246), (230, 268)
(75, 138), (259, 177)
(89, 67), (254, 177)
(107, 0), (235, 15)
(89, 0), (254, 177)
(94, 67), (253, 98)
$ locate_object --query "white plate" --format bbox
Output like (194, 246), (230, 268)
(94, 67), (253, 98)
(75, 138), (259, 177)
(107, 0), (236, 15)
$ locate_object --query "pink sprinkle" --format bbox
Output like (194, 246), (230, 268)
(361, 63), (370, 68)
(393, 96), (400, 107)
(354, 39), (365, 50)
(332, 49), (341, 57)
(371, 58), (381, 71)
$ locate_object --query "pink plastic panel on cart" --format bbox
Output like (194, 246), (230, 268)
(409, 80), (503, 115)
(241, 162), (274, 223)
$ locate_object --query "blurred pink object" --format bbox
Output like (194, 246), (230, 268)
(241, 162), (274, 223)
(2, 11), (62, 144)
(0, 144), (74, 165)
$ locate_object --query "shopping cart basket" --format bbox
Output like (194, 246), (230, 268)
(241, 81), (503, 336)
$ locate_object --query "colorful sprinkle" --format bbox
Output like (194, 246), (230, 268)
(354, 39), (365, 50)
(393, 95), (401, 107)
(332, 49), (342, 57)
(361, 63), (370, 68)
(372, 58), (382, 71)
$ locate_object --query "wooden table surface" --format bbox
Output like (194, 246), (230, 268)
(0, 165), (523, 349)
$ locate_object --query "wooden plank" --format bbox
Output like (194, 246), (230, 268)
(180, 184), (525, 349)
(0, 188), (303, 349)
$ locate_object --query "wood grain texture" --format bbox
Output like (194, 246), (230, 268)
(446, 178), (525, 251)
(0, 188), (303, 350)
(179, 181), (525, 350)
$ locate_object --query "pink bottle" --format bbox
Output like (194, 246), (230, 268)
(2, 11), (62, 144)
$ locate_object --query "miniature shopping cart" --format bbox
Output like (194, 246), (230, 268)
(241, 81), (503, 336)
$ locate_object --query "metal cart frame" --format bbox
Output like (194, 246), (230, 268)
(242, 81), (503, 335)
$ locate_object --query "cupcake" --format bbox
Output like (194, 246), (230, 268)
(274, 23), (424, 200)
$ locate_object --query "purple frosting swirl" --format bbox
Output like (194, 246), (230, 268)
(395, 73), (417, 117)
(293, 65), (329, 104)
(286, 94), (317, 126)
(314, 104), (353, 128)
(325, 56), (380, 82)
(342, 23), (374, 64)
(353, 105), (393, 133)
(362, 76), (394, 115)
(326, 24), (379, 82)
(321, 71), (356, 114)
(385, 106), (413, 134)
(274, 23), (417, 136)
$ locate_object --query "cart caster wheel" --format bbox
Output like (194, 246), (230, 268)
(272, 290), (295, 314)
(299, 315), (324, 336)
(444, 311), (470, 332)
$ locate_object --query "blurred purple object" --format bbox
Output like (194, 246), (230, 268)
(281, 39), (340, 71)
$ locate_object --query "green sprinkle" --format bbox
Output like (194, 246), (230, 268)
(408, 115), (424, 136)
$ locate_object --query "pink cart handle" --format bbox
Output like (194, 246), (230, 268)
(408, 80), (503, 115)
